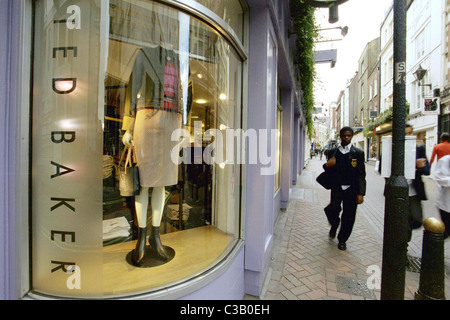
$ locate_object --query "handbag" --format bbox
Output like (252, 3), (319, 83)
(316, 149), (337, 190)
(119, 145), (141, 196)
(316, 170), (333, 190)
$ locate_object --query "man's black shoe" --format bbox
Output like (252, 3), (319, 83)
(329, 225), (338, 239)
(338, 242), (346, 251)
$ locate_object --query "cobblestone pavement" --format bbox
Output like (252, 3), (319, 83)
(258, 158), (450, 300)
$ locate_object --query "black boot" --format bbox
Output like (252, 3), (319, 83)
(132, 227), (147, 266)
(149, 226), (169, 261)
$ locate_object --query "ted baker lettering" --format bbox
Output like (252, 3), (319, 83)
(48, 5), (81, 283)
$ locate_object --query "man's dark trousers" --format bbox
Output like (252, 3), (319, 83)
(325, 186), (358, 243)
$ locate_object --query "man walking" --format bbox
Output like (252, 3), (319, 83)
(323, 127), (366, 250)
(430, 132), (450, 168)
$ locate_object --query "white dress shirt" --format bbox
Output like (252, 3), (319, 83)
(338, 144), (352, 190)
(338, 143), (352, 155)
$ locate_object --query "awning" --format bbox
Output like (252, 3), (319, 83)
(375, 122), (392, 135)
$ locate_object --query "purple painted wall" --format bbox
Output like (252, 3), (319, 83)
(244, 5), (275, 296)
(179, 247), (245, 300)
(0, 0), (20, 300)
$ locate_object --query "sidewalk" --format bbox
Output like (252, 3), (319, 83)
(258, 158), (450, 300)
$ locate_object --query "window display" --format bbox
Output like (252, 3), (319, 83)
(32, 0), (243, 298)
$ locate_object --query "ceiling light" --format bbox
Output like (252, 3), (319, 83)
(195, 99), (208, 104)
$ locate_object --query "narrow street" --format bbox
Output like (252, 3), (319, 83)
(260, 157), (450, 300)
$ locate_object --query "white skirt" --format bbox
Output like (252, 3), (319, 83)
(133, 108), (181, 187)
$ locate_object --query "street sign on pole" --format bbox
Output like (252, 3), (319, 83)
(395, 62), (406, 85)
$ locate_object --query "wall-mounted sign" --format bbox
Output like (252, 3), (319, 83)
(423, 97), (440, 115)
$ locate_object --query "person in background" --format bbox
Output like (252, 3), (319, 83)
(405, 124), (430, 243)
(430, 132), (450, 168)
(323, 127), (366, 251)
(434, 154), (450, 238)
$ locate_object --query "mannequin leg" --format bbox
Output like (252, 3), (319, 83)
(132, 187), (149, 265)
(135, 187), (150, 228)
(149, 186), (170, 260)
(151, 186), (165, 227)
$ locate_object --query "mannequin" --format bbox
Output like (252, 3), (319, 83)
(122, 134), (170, 264)
(123, 46), (181, 266)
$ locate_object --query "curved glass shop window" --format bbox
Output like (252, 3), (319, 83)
(31, 0), (243, 298)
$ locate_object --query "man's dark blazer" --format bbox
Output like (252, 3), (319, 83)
(323, 145), (367, 196)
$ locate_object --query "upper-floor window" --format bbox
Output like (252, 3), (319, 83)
(388, 21), (393, 40)
(416, 29), (426, 61)
(388, 56), (393, 82)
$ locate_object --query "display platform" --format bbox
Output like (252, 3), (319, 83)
(102, 225), (234, 296)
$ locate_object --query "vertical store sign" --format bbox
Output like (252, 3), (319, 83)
(32, 0), (103, 297)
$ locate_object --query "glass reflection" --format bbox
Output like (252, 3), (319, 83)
(193, 0), (244, 41)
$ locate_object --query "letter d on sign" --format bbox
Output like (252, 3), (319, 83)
(53, 78), (77, 94)
(66, 265), (81, 290)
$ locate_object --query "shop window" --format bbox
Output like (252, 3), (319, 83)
(440, 113), (450, 136)
(31, 0), (243, 298)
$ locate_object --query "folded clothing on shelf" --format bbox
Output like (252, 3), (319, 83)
(103, 216), (131, 241)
